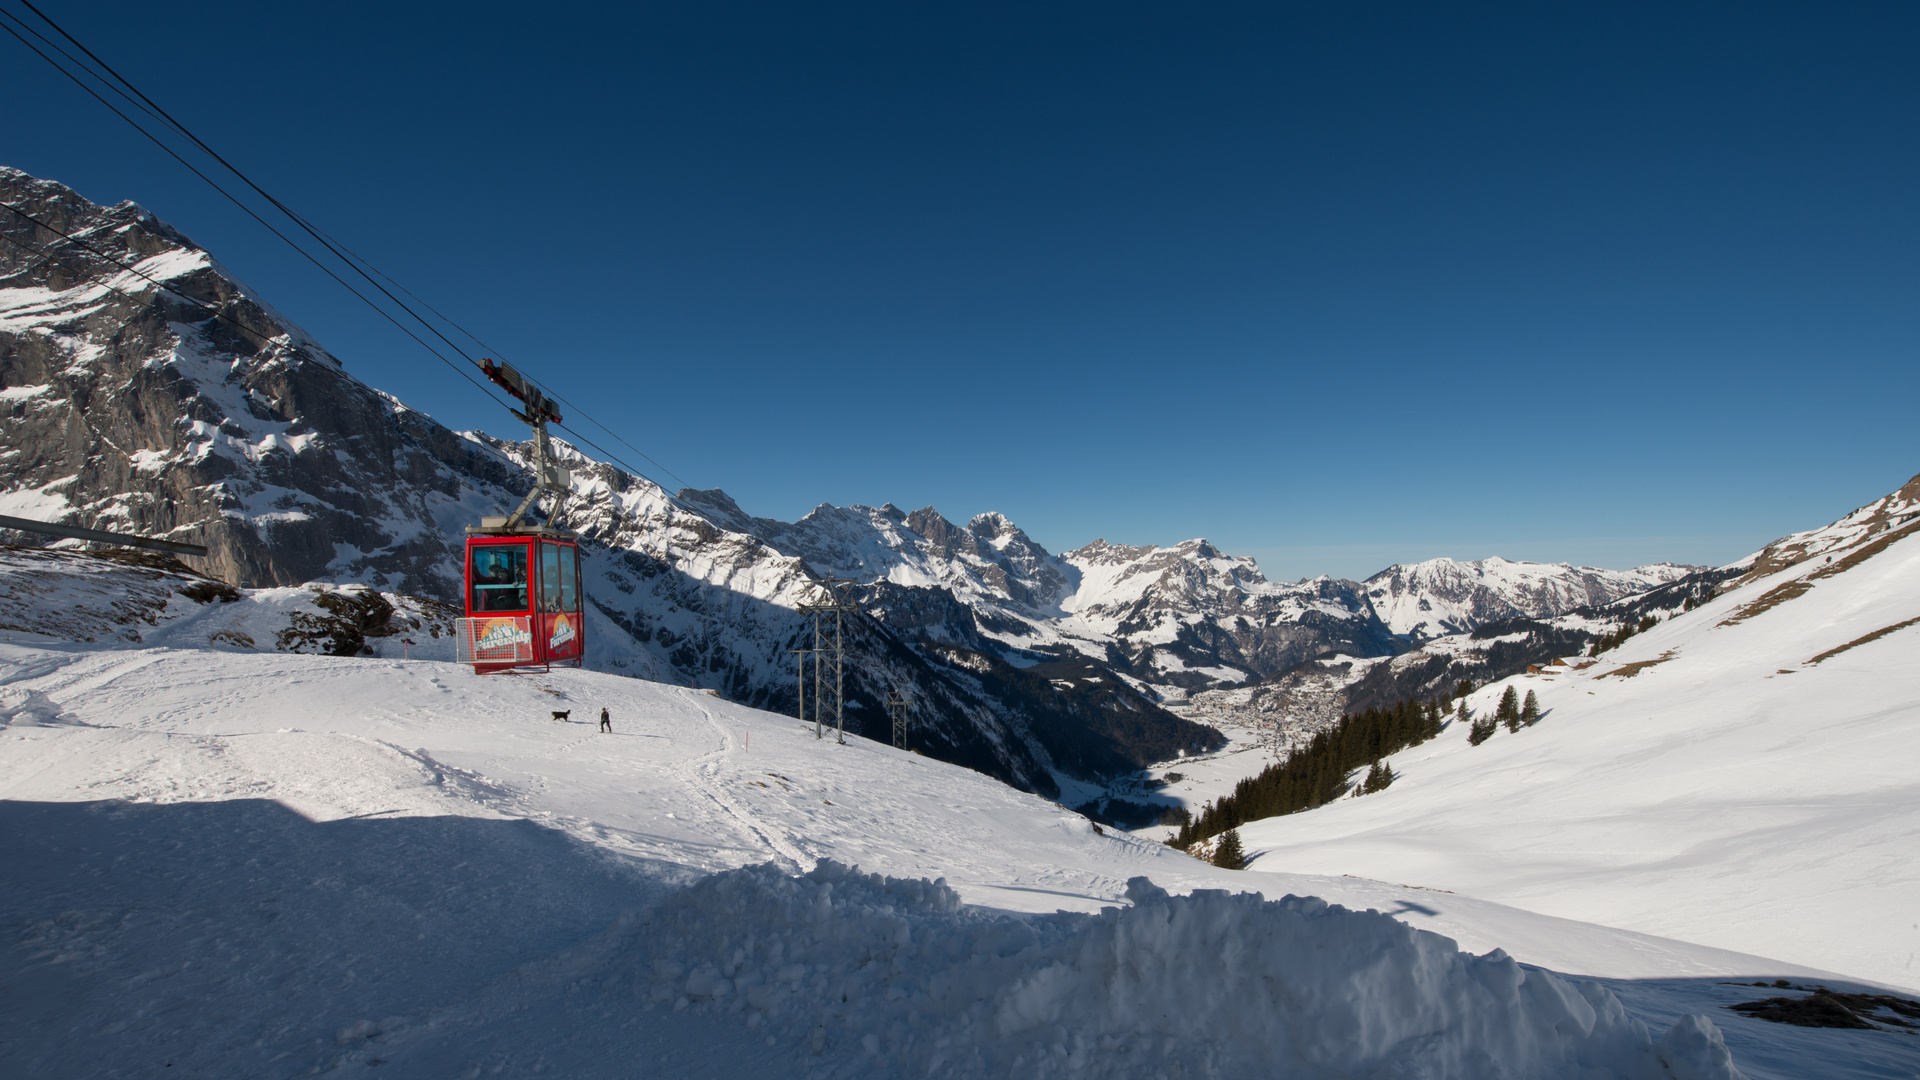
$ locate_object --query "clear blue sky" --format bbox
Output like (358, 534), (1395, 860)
(6, 1), (1916, 579)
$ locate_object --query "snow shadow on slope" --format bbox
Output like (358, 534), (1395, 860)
(632, 860), (1746, 1080)
(12, 799), (1889, 1079)
(0, 797), (689, 1078)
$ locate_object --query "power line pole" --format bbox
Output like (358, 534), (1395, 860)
(791, 648), (812, 734)
(799, 579), (860, 746)
(887, 690), (910, 750)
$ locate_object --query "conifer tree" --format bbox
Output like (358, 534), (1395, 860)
(1360, 760), (1395, 794)
(1521, 689), (1541, 726)
(1212, 827), (1245, 869)
(1468, 714), (1496, 745)
(1497, 686), (1521, 732)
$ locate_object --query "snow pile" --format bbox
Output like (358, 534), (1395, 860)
(639, 860), (1744, 1079)
(0, 545), (462, 657)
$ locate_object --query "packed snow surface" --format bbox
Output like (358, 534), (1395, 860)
(631, 862), (1740, 1080)
(4, 635), (1913, 1078)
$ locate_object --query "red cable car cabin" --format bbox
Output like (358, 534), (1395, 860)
(461, 529), (584, 672)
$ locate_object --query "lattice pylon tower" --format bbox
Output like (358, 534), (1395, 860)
(798, 578), (860, 745)
(791, 647), (815, 736)
(887, 691), (909, 749)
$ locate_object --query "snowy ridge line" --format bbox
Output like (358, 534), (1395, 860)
(1147, 472), (1920, 858)
(628, 860), (1744, 1080)
(2, 164), (1756, 796)
(670, 491), (1699, 701)
(1721, 472), (1920, 587)
(1363, 556), (1699, 641)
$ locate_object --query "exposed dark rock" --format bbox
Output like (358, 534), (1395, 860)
(1728, 984), (1920, 1030)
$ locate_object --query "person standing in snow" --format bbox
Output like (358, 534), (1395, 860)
(599, 707), (611, 733)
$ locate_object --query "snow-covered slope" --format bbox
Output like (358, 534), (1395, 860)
(0, 543), (463, 656)
(1236, 473), (1920, 993)
(1, 164), (1701, 800)
(5, 638), (1906, 1078)
(0, 167), (1223, 796)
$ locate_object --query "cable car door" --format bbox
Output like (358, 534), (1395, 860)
(538, 541), (583, 664)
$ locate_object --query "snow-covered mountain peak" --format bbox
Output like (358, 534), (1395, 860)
(964, 510), (1031, 549)
(1363, 556), (1699, 640)
(1061, 536), (1273, 604)
(1, 164), (1771, 801)
(676, 498), (1074, 615)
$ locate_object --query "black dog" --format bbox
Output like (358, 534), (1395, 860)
(551, 710), (570, 722)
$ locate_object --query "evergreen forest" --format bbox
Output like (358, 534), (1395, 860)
(1173, 695), (1446, 849)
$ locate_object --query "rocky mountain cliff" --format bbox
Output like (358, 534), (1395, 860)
(0, 167), (512, 596)
(0, 165), (1712, 802)
(671, 495), (1403, 691)
(0, 166), (1224, 798)
(677, 494), (1697, 695)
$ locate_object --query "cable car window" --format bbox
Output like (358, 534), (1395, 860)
(560, 546), (579, 611)
(539, 543), (564, 613)
(471, 545), (529, 612)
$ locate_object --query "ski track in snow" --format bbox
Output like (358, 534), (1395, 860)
(5, 476), (1920, 1079)
(3, 639), (1917, 1078)
(682, 699), (810, 867)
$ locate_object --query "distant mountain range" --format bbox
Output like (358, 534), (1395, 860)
(0, 165), (1706, 798)
(679, 492), (1694, 685)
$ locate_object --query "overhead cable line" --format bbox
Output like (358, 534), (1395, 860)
(0, 4), (171, 129)
(301, 220), (696, 492)
(0, 207), (674, 496)
(2, 4), (486, 372)
(4, 2), (689, 498)
(0, 13), (514, 419)
(0, 200), (515, 411)
(0, 219), (679, 508)
(1, 202), (282, 349)
(12, 0), (695, 496)
(0, 228), (269, 340)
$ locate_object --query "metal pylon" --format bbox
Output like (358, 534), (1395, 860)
(799, 578), (860, 745)
(887, 691), (909, 750)
(791, 648), (814, 734)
